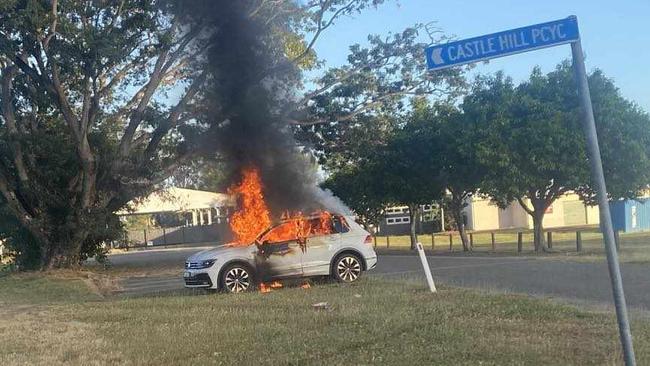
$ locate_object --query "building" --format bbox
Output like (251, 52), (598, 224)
(377, 204), (436, 235)
(118, 187), (236, 227)
(463, 193), (600, 231)
(117, 187), (237, 246)
(610, 198), (650, 233)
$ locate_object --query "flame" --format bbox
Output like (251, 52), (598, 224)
(260, 283), (272, 293)
(259, 281), (283, 293)
(227, 167), (272, 245)
(227, 166), (335, 246)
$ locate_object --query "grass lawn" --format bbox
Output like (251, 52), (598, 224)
(374, 230), (650, 263)
(2, 273), (650, 365)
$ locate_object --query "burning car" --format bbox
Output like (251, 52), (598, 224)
(183, 212), (378, 293)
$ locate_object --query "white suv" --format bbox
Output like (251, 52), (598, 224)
(184, 214), (377, 293)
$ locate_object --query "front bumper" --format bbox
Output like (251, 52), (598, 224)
(183, 272), (213, 288)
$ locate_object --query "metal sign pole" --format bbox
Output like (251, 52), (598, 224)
(571, 39), (636, 366)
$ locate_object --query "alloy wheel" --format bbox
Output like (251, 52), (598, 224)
(336, 256), (361, 282)
(224, 267), (251, 293)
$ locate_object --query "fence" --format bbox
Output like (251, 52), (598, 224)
(114, 223), (233, 249)
(372, 225), (622, 254)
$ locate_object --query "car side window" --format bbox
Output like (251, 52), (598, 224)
(259, 221), (300, 244)
(307, 217), (334, 237)
(332, 216), (350, 234)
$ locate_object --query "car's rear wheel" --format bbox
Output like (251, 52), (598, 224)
(220, 263), (255, 293)
(332, 254), (362, 283)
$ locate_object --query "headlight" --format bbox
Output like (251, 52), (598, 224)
(199, 259), (217, 269)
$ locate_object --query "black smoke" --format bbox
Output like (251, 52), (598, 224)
(174, 1), (331, 216)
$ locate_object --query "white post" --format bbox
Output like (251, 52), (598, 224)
(416, 242), (436, 293)
(440, 206), (445, 232)
(192, 210), (198, 226)
(207, 208), (213, 225)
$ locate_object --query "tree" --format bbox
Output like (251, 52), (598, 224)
(465, 63), (650, 252)
(166, 156), (232, 192)
(0, 0), (388, 268)
(408, 101), (487, 251)
(321, 164), (385, 231)
(295, 24), (467, 168)
(323, 106), (447, 250)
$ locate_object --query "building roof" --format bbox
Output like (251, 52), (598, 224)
(118, 187), (236, 215)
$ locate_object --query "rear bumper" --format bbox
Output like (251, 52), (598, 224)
(365, 255), (378, 270)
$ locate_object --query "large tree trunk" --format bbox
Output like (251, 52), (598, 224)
(408, 204), (419, 250)
(518, 197), (550, 253)
(448, 193), (470, 252)
(531, 210), (548, 252)
(453, 209), (470, 252)
(42, 230), (89, 270)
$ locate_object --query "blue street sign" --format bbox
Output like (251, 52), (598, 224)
(425, 16), (580, 71)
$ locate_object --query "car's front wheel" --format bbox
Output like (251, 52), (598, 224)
(332, 254), (363, 283)
(220, 263), (255, 293)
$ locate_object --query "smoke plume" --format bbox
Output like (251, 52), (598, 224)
(179, 1), (347, 217)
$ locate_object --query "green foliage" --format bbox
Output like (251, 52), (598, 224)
(582, 70), (650, 202)
(322, 164), (384, 227)
(0, 0), (405, 268)
(323, 103), (449, 234)
(464, 62), (650, 251)
(295, 24), (467, 165)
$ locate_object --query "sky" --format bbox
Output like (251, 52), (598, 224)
(311, 0), (650, 111)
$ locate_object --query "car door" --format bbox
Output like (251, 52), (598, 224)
(301, 217), (341, 276)
(255, 222), (303, 279)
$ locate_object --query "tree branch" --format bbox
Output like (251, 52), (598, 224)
(118, 49), (170, 156)
(516, 197), (534, 216)
(144, 71), (207, 158)
(1, 66), (29, 184)
(42, 0), (58, 50)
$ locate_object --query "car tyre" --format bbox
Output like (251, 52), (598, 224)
(332, 253), (363, 283)
(220, 263), (255, 293)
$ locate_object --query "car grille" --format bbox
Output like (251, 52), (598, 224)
(185, 261), (204, 269)
(184, 273), (213, 287)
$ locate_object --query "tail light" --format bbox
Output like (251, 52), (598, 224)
(364, 235), (373, 245)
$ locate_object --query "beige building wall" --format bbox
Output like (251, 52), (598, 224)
(499, 202), (529, 229)
(465, 196), (500, 231)
(586, 205), (600, 225)
(466, 192), (601, 231)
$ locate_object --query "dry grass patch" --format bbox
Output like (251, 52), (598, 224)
(0, 306), (127, 365)
(1, 274), (650, 365)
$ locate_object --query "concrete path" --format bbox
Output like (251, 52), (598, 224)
(111, 246), (650, 310)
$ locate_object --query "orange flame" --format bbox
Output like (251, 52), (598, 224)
(259, 283), (272, 293)
(227, 167), (335, 246)
(227, 167), (272, 245)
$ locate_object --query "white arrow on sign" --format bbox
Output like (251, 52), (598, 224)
(429, 48), (444, 65)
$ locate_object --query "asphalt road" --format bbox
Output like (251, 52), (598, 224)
(110, 246), (650, 310)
